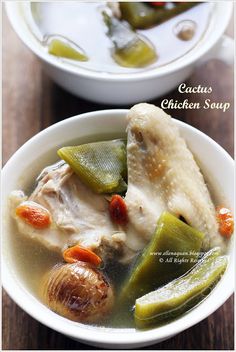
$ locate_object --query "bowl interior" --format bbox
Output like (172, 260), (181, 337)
(5, 1), (233, 80)
(2, 110), (234, 348)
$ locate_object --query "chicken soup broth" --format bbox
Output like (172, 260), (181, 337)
(9, 104), (232, 330)
(9, 220), (134, 327)
(24, 1), (213, 73)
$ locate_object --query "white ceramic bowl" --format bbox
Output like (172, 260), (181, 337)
(5, 2), (233, 105)
(2, 110), (234, 349)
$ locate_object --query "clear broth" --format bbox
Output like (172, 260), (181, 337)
(8, 138), (229, 330)
(27, 1), (214, 74)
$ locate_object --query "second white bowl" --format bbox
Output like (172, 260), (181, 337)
(5, 2), (233, 104)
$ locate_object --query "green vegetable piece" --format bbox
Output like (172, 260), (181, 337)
(103, 12), (157, 68)
(119, 2), (160, 30)
(120, 2), (199, 30)
(48, 37), (88, 61)
(119, 212), (204, 307)
(57, 139), (127, 194)
(135, 247), (227, 328)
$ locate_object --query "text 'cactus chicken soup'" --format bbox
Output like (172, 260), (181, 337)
(9, 104), (233, 329)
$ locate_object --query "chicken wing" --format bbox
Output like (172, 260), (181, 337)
(124, 103), (225, 251)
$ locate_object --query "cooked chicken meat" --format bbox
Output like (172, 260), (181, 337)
(10, 162), (127, 258)
(124, 103), (224, 251)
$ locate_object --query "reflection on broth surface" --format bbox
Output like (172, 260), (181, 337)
(25, 1), (213, 73)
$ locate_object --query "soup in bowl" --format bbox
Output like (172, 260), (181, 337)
(6, 2), (233, 104)
(27, 2), (212, 73)
(2, 105), (234, 348)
